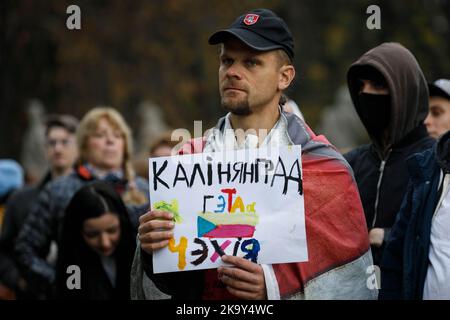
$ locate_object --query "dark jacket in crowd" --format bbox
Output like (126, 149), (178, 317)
(0, 172), (51, 298)
(380, 131), (450, 299)
(14, 165), (149, 297)
(55, 182), (136, 299)
(344, 43), (434, 265)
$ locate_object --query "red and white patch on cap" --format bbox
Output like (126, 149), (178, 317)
(243, 14), (260, 25)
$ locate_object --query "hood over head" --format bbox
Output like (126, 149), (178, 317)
(347, 42), (429, 151)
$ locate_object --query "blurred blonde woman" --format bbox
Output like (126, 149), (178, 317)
(76, 107), (148, 205)
(16, 107), (149, 298)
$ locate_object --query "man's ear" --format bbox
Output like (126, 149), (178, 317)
(278, 65), (295, 91)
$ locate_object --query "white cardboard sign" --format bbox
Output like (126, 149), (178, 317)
(149, 145), (308, 273)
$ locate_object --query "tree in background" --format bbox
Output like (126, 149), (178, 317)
(1, 0), (449, 162)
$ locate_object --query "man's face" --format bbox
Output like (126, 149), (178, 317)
(219, 38), (284, 115)
(45, 127), (78, 172)
(424, 96), (450, 139)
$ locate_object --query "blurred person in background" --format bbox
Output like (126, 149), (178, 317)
(15, 107), (149, 299)
(344, 43), (434, 266)
(149, 132), (179, 158)
(0, 160), (24, 226)
(0, 159), (24, 299)
(134, 131), (179, 179)
(424, 79), (450, 139)
(282, 96), (304, 122)
(381, 130), (450, 299)
(55, 182), (135, 299)
(0, 115), (78, 299)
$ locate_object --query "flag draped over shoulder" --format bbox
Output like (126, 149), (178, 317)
(273, 134), (373, 299)
(178, 121), (375, 300)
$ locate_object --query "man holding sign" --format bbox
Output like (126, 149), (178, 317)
(132, 8), (376, 300)
(146, 146), (307, 278)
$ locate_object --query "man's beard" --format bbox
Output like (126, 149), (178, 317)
(221, 97), (251, 115)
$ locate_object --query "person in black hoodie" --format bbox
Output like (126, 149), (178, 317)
(344, 42), (434, 266)
(55, 182), (136, 299)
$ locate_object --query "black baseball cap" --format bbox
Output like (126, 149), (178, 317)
(208, 8), (294, 60)
(428, 79), (450, 100)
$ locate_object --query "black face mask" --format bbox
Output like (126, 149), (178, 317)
(357, 93), (391, 139)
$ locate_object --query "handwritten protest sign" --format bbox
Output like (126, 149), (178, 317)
(149, 145), (308, 273)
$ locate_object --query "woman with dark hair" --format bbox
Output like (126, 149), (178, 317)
(16, 107), (148, 298)
(55, 182), (136, 299)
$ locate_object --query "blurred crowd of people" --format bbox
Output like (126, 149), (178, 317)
(0, 108), (175, 299)
(1, 8), (450, 301)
